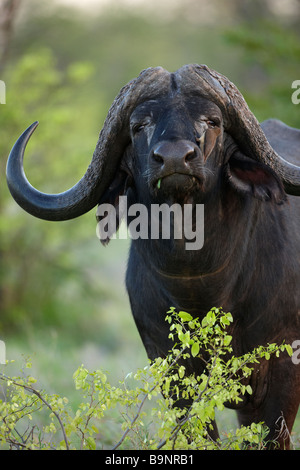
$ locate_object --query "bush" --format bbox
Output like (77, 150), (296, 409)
(0, 308), (292, 450)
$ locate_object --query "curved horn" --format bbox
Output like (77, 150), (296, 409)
(6, 121), (104, 220)
(6, 67), (170, 221)
(178, 64), (300, 196)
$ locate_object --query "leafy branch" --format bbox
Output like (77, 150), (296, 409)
(0, 308), (293, 450)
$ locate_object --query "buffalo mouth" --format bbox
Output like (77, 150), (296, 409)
(152, 173), (203, 199)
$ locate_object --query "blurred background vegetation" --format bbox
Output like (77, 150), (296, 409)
(0, 0), (299, 447)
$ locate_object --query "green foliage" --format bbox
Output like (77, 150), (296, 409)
(0, 47), (101, 335)
(224, 20), (300, 126)
(0, 308), (292, 450)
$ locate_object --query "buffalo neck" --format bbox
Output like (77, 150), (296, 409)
(129, 184), (282, 315)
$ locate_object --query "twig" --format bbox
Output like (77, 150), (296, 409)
(112, 345), (189, 450)
(0, 373), (70, 450)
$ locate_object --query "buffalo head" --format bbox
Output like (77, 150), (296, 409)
(6, 64), (300, 223)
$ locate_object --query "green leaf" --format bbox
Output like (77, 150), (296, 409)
(85, 436), (96, 450)
(285, 344), (293, 357)
(191, 341), (200, 357)
(178, 311), (193, 322)
(207, 310), (216, 324)
(223, 335), (232, 346)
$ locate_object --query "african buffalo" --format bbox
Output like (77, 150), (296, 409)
(6, 64), (300, 449)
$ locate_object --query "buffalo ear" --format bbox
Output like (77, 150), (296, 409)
(227, 152), (286, 204)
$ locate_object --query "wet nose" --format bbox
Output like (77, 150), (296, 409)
(151, 140), (200, 168)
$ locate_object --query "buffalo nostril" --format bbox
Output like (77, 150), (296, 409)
(185, 149), (198, 162)
(151, 141), (199, 167)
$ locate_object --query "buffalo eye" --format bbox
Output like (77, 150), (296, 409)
(207, 120), (217, 129)
(133, 123), (145, 134)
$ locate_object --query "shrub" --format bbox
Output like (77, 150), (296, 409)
(0, 308), (292, 450)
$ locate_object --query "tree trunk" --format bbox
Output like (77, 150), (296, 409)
(0, 0), (21, 74)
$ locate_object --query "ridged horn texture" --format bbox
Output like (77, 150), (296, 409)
(6, 64), (300, 221)
(6, 67), (170, 221)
